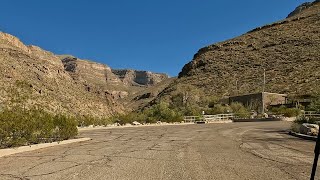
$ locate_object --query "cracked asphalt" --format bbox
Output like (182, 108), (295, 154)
(0, 121), (319, 180)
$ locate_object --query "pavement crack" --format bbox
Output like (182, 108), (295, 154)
(0, 173), (30, 180)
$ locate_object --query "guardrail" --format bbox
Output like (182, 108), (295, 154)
(303, 111), (320, 118)
(184, 114), (235, 123)
(184, 116), (200, 123)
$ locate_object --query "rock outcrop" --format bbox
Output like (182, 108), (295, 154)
(112, 69), (169, 86)
(58, 55), (171, 104)
(0, 32), (124, 117)
(0, 32), (170, 116)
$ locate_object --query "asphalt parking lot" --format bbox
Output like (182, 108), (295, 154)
(0, 121), (318, 180)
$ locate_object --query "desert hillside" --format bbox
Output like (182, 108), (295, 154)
(0, 32), (170, 117)
(155, 1), (320, 104)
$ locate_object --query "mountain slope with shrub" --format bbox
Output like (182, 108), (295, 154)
(0, 32), (170, 117)
(155, 1), (320, 106)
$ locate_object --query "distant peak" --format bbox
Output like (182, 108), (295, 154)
(0, 32), (31, 53)
(287, 0), (320, 18)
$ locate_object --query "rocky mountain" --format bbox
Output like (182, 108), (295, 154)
(0, 32), (170, 117)
(112, 69), (169, 86)
(155, 1), (320, 103)
(58, 55), (171, 105)
(287, 0), (320, 18)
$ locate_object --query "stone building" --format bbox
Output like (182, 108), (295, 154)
(229, 92), (287, 113)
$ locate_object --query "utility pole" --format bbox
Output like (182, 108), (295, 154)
(262, 68), (266, 114)
(263, 68), (266, 93)
(235, 79), (238, 95)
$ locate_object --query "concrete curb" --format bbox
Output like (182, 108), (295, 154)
(78, 121), (234, 132)
(0, 138), (91, 158)
(78, 123), (195, 131)
(233, 118), (282, 122)
(288, 131), (317, 141)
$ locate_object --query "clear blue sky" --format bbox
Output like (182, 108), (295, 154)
(0, 0), (309, 76)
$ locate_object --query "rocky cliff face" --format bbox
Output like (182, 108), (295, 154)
(58, 55), (171, 103)
(0, 32), (170, 116)
(159, 1), (320, 102)
(112, 69), (169, 86)
(0, 32), (124, 117)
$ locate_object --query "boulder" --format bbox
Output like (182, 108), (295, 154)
(132, 121), (141, 125)
(299, 123), (319, 136)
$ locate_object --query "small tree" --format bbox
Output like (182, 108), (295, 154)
(230, 102), (250, 118)
(308, 97), (320, 113)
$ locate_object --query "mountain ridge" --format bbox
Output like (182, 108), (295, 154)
(0, 31), (171, 117)
(154, 1), (320, 106)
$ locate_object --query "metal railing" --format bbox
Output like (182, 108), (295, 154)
(184, 114), (235, 123)
(183, 116), (200, 123)
(303, 111), (320, 118)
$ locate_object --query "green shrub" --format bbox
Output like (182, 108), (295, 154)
(76, 115), (114, 127)
(206, 104), (231, 115)
(112, 102), (184, 125)
(294, 116), (318, 125)
(181, 106), (201, 116)
(0, 107), (78, 148)
(307, 97), (320, 112)
(230, 103), (250, 118)
(145, 102), (183, 123)
(270, 106), (301, 117)
(53, 114), (78, 140)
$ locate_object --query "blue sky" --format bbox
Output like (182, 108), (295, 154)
(0, 0), (309, 76)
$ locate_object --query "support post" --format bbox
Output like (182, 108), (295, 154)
(310, 130), (320, 180)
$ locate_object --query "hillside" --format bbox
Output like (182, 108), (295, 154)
(0, 32), (170, 117)
(155, 1), (320, 104)
(58, 55), (172, 107)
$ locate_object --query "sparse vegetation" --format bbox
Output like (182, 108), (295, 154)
(0, 106), (78, 148)
(293, 116), (318, 125)
(113, 102), (184, 125)
(230, 102), (251, 118)
(270, 106), (301, 117)
(76, 115), (113, 127)
(0, 80), (78, 149)
(307, 95), (320, 112)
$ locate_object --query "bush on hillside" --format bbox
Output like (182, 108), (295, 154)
(205, 104), (231, 115)
(230, 102), (250, 118)
(113, 102), (184, 125)
(293, 116), (318, 125)
(0, 106), (78, 148)
(270, 106), (301, 117)
(76, 115), (113, 127)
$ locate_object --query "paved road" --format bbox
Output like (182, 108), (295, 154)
(0, 121), (318, 180)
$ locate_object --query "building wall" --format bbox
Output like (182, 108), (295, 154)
(263, 93), (287, 106)
(229, 92), (287, 113)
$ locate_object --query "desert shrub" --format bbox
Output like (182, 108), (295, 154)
(145, 102), (183, 123)
(270, 106), (301, 117)
(76, 115), (114, 127)
(115, 112), (148, 125)
(77, 115), (95, 127)
(0, 106), (78, 148)
(230, 102), (250, 118)
(294, 116), (318, 125)
(206, 104), (231, 115)
(53, 114), (78, 140)
(181, 105), (202, 116)
(307, 97), (320, 113)
(113, 102), (184, 125)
